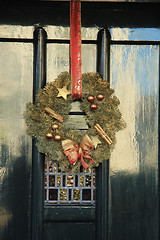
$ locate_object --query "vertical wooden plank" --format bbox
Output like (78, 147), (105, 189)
(96, 28), (111, 240)
(31, 26), (47, 240)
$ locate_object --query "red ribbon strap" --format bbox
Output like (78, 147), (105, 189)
(62, 135), (95, 170)
(70, 0), (82, 100)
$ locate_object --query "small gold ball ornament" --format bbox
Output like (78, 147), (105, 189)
(52, 123), (59, 130)
(97, 94), (104, 101)
(54, 134), (61, 141)
(46, 132), (53, 139)
(90, 103), (98, 110)
(87, 95), (94, 103)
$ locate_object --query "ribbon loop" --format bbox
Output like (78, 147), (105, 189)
(62, 135), (95, 170)
(70, 0), (82, 100)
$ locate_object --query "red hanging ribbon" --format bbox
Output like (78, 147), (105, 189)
(62, 135), (95, 170)
(70, 0), (82, 100)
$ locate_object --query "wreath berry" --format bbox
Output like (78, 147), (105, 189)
(24, 71), (126, 173)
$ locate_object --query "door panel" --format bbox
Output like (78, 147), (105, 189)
(44, 222), (95, 240)
(0, 42), (33, 240)
(44, 206), (95, 240)
(109, 44), (159, 240)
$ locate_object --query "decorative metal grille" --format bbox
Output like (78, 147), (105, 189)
(45, 158), (96, 205)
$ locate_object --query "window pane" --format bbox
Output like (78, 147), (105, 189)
(0, 25), (98, 40)
(82, 44), (96, 73)
(44, 26), (98, 40)
(0, 42), (33, 237)
(110, 44), (159, 238)
(0, 42), (33, 156)
(47, 44), (70, 81)
(110, 45), (159, 172)
(47, 43), (96, 82)
(0, 25), (34, 38)
(110, 28), (160, 41)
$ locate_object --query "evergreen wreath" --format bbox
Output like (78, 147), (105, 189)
(24, 72), (126, 173)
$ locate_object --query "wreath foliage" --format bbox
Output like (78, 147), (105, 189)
(24, 72), (126, 173)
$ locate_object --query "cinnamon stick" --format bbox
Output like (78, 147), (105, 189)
(44, 107), (63, 123)
(94, 124), (112, 145)
(96, 124), (112, 144)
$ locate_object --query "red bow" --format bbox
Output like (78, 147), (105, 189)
(62, 135), (95, 170)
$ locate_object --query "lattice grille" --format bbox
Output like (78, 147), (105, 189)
(45, 158), (96, 205)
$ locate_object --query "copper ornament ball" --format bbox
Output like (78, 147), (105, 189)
(90, 103), (98, 110)
(87, 95), (94, 102)
(46, 132), (53, 139)
(54, 134), (61, 141)
(97, 94), (104, 101)
(52, 123), (59, 130)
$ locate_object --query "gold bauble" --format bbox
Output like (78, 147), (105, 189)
(97, 94), (104, 101)
(52, 123), (59, 130)
(46, 132), (53, 139)
(90, 103), (98, 110)
(54, 134), (61, 141)
(87, 95), (94, 102)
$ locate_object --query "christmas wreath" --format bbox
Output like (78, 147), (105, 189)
(24, 71), (126, 173)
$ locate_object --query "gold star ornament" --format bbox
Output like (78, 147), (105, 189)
(57, 85), (71, 100)
(91, 135), (101, 149)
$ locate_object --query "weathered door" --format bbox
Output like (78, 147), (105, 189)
(0, 3), (159, 240)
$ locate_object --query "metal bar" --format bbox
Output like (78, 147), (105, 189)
(31, 26), (47, 240)
(48, 39), (97, 44)
(0, 37), (33, 43)
(67, 188), (69, 202)
(0, 37), (97, 44)
(61, 175), (62, 187)
(46, 159), (49, 202)
(55, 171), (57, 187)
(96, 28), (110, 240)
(91, 171), (94, 201)
(1, 37), (160, 46)
(45, 159), (95, 204)
(110, 40), (160, 45)
(71, 187), (74, 201)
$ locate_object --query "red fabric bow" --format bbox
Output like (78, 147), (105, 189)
(62, 135), (95, 170)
